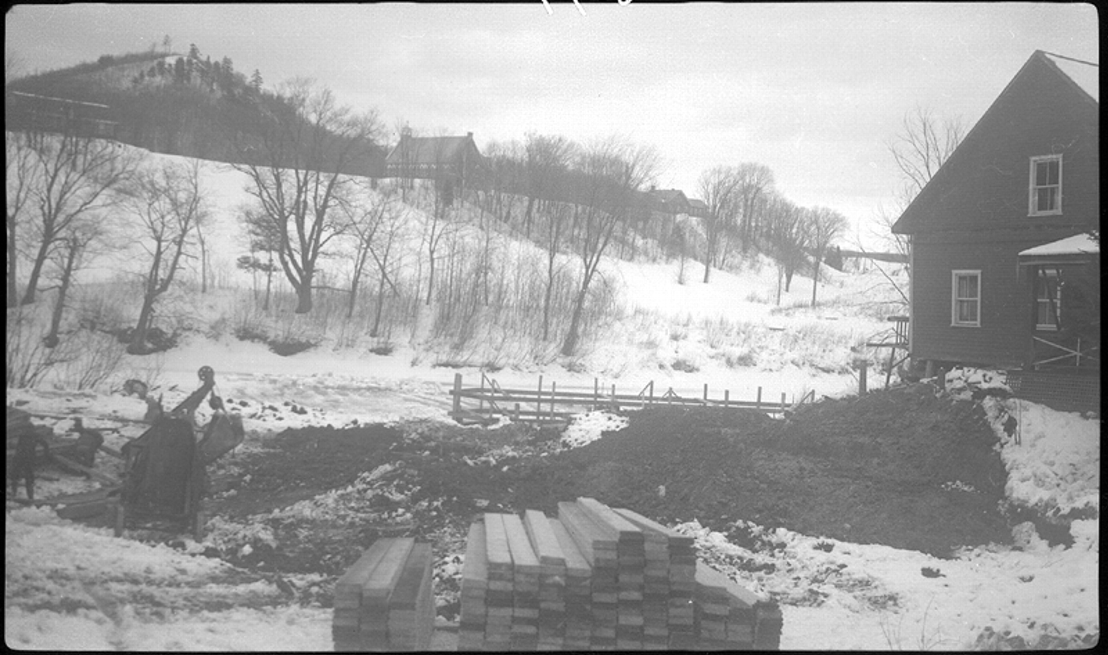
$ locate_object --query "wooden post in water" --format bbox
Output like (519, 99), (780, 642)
(724, 390), (730, 407)
(756, 387), (762, 411)
(703, 383), (708, 402)
(859, 361), (868, 395)
(452, 373), (462, 419)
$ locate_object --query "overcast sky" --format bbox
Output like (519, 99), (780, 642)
(5, 2), (1099, 246)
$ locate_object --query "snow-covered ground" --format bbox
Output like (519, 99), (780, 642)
(6, 143), (1097, 649)
(5, 367), (1099, 650)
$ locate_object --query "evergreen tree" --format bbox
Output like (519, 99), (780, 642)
(250, 69), (263, 92)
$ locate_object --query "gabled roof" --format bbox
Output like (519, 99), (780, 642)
(687, 198), (708, 211)
(650, 189), (688, 204)
(385, 134), (480, 167)
(892, 50), (1099, 235)
(1041, 51), (1098, 103)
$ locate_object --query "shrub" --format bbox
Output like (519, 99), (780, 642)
(268, 337), (316, 357)
(672, 358), (699, 373)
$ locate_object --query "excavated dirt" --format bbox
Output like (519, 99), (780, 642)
(200, 383), (1014, 592)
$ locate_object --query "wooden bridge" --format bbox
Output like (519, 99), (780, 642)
(448, 373), (815, 427)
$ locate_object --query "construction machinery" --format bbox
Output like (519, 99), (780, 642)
(9, 366), (243, 539)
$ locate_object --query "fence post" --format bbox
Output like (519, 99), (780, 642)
(756, 387), (762, 411)
(724, 390), (730, 407)
(703, 383), (708, 402)
(649, 381), (654, 404)
(551, 381), (556, 422)
(479, 373), (485, 415)
(780, 392), (786, 413)
(594, 378), (599, 411)
(538, 375), (543, 418)
(514, 403), (520, 421)
(452, 373), (462, 419)
(858, 361), (868, 395)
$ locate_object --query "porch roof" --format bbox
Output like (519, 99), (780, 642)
(1018, 233), (1099, 265)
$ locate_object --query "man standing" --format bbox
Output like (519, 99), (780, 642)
(11, 426), (50, 501)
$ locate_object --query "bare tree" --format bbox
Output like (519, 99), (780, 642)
(344, 182), (396, 318)
(763, 194), (810, 301)
(43, 215), (113, 347)
(124, 160), (208, 354)
(732, 162), (775, 253)
(237, 207), (281, 311)
(366, 197), (408, 339)
(562, 136), (660, 355)
(6, 132), (40, 306)
(234, 78), (381, 313)
(888, 105), (965, 200)
(420, 130), (459, 306)
(15, 130), (140, 306)
(696, 165), (739, 283)
(522, 132), (574, 239)
(807, 207), (848, 308)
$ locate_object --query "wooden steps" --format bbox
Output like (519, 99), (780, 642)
(458, 498), (781, 650)
(331, 537), (434, 652)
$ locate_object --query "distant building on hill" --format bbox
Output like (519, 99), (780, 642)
(5, 90), (118, 139)
(385, 129), (485, 201)
(892, 50), (1099, 386)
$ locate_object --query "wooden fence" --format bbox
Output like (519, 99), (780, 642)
(449, 373), (815, 427)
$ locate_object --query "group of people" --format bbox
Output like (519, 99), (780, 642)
(9, 417), (103, 501)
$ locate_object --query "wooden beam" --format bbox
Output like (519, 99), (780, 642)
(48, 453), (120, 486)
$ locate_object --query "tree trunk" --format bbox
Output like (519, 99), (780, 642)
(44, 243), (79, 348)
(371, 274), (386, 338)
(295, 280), (312, 314)
(424, 254), (435, 306)
(811, 257), (822, 308)
(21, 240), (50, 305)
(263, 253), (273, 311)
(7, 220), (17, 308)
(561, 283), (590, 356)
(128, 295), (156, 355)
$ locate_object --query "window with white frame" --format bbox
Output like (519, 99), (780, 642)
(952, 270), (981, 327)
(1029, 155), (1062, 216)
(1035, 268), (1061, 331)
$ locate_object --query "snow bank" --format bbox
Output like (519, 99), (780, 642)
(982, 396), (1100, 520)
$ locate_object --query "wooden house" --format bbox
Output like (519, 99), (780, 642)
(649, 188), (691, 216)
(686, 198), (709, 219)
(385, 129), (484, 201)
(892, 51), (1099, 377)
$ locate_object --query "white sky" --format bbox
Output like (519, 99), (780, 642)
(5, 2), (1100, 246)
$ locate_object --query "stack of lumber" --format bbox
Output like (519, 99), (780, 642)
(457, 498), (781, 651)
(694, 560), (783, 650)
(612, 506), (696, 649)
(332, 537), (435, 652)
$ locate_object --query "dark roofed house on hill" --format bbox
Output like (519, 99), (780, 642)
(649, 189), (691, 215)
(891, 50), (1099, 411)
(385, 129), (485, 203)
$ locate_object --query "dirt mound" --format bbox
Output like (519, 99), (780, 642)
(515, 385), (1012, 557)
(204, 384), (1014, 587)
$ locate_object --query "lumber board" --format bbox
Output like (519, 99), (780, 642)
(577, 497), (643, 543)
(523, 509), (566, 569)
(483, 512), (514, 572)
(334, 539), (394, 606)
(361, 537), (415, 603)
(501, 512), (541, 575)
(461, 520), (488, 593)
(556, 501), (610, 565)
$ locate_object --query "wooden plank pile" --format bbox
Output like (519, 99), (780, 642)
(458, 497), (781, 651)
(332, 537), (435, 652)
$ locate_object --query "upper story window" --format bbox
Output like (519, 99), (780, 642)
(1029, 155), (1062, 216)
(952, 270), (981, 327)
